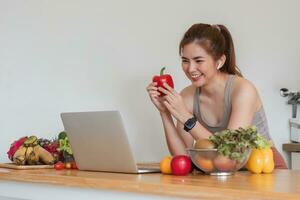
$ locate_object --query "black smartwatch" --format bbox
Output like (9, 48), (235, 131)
(183, 116), (197, 132)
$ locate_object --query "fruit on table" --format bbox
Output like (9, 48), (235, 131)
(160, 156), (172, 174)
(38, 138), (61, 162)
(171, 155), (192, 176)
(152, 67), (174, 97)
(11, 136), (55, 165)
(194, 155), (214, 171)
(35, 145), (55, 164)
(194, 139), (216, 149)
(53, 161), (78, 170)
(54, 161), (65, 170)
(246, 148), (274, 174)
(213, 155), (236, 171)
(71, 161), (78, 169)
(7, 137), (27, 161)
(12, 145), (28, 165)
(65, 162), (72, 169)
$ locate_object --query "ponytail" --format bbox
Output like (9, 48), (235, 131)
(218, 25), (242, 77)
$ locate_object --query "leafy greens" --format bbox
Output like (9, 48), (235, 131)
(209, 126), (270, 162)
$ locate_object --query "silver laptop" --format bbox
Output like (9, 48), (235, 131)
(60, 110), (160, 173)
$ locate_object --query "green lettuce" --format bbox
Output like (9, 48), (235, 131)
(209, 126), (271, 162)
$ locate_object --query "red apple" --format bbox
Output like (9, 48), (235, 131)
(171, 155), (192, 176)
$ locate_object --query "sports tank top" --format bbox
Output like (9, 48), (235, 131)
(192, 75), (271, 140)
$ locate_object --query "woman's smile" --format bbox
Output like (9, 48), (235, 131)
(190, 73), (204, 82)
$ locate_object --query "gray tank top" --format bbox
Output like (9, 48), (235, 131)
(193, 75), (271, 140)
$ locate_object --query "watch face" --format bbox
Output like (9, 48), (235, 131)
(184, 117), (197, 132)
(186, 119), (194, 128)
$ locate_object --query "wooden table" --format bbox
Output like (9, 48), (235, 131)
(0, 168), (299, 200)
(283, 143), (300, 152)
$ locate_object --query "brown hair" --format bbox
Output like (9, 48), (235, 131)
(179, 23), (242, 76)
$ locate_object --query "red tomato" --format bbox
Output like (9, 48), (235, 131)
(171, 155), (192, 176)
(54, 161), (65, 170)
(71, 162), (78, 169)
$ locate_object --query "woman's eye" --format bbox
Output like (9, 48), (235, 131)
(196, 60), (203, 63)
(182, 60), (189, 63)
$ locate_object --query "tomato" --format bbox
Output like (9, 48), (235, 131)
(71, 162), (78, 169)
(65, 162), (72, 169)
(54, 161), (65, 170)
(213, 155), (236, 172)
(171, 155), (192, 176)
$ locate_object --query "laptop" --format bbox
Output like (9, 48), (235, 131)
(60, 110), (160, 173)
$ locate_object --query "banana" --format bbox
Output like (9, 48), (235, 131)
(26, 146), (39, 165)
(12, 136), (55, 165)
(13, 146), (27, 165)
(35, 145), (55, 165)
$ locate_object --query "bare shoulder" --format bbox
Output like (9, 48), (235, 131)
(232, 76), (257, 94)
(179, 85), (196, 112)
(232, 76), (260, 108)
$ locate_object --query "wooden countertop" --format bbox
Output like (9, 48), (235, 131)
(0, 168), (300, 200)
(283, 143), (300, 152)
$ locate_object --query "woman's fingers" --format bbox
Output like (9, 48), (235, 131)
(163, 83), (177, 96)
(146, 82), (158, 92)
(164, 95), (173, 103)
(158, 86), (174, 97)
(149, 90), (160, 97)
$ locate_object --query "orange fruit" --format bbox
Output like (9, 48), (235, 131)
(195, 155), (214, 172)
(160, 156), (172, 174)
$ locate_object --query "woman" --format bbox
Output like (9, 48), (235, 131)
(146, 23), (286, 169)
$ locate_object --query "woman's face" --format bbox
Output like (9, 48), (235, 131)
(181, 42), (218, 87)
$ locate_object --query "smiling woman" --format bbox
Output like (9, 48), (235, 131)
(146, 23), (287, 169)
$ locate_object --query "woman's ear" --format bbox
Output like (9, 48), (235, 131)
(217, 55), (226, 70)
(217, 62), (222, 70)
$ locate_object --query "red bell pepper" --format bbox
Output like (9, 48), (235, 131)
(152, 67), (174, 96)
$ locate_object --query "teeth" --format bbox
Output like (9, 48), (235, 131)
(191, 74), (201, 78)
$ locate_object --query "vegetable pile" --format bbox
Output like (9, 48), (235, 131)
(209, 126), (270, 163)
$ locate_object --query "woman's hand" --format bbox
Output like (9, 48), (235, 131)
(158, 83), (193, 123)
(146, 82), (169, 113)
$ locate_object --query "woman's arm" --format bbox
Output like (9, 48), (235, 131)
(227, 78), (258, 129)
(162, 85), (213, 153)
(160, 112), (188, 155)
(158, 85), (213, 155)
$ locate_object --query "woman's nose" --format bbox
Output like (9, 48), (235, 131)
(188, 62), (197, 72)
